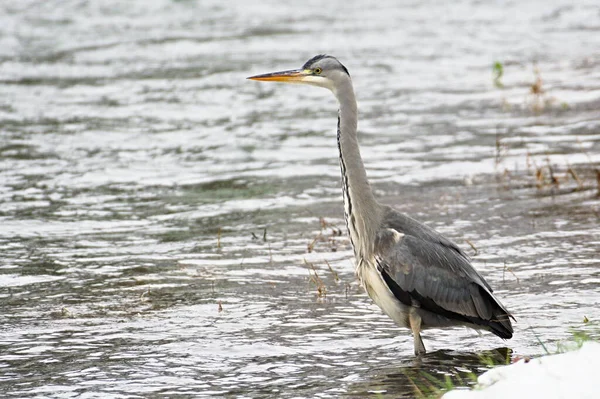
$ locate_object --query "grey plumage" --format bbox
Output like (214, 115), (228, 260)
(248, 55), (514, 355)
(303, 54), (350, 76)
(376, 207), (513, 338)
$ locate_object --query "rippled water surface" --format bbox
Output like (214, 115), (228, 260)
(1, 0), (600, 397)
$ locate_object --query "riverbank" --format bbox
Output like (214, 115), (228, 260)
(444, 341), (600, 399)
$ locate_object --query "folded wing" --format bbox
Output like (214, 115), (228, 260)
(375, 208), (514, 338)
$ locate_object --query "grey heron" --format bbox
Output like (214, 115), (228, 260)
(248, 55), (514, 355)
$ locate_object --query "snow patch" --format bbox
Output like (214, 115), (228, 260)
(444, 342), (600, 399)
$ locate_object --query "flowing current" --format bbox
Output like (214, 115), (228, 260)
(1, 1), (599, 397)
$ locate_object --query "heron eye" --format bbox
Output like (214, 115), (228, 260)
(314, 67), (322, 74)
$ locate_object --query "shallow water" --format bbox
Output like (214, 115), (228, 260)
(1, 0), (600, 397)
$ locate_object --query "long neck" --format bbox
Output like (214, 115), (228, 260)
(334, 79), (381, 259)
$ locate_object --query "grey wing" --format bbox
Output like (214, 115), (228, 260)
(375, 217), (514, 338)
(382, 206), (493, 291)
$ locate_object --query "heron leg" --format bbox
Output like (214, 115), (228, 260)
(409, 309), (426, 356)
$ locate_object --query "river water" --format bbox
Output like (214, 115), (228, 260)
(1, 0), (599, 398)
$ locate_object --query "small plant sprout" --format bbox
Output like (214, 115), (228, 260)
(493, 61), (504, 88)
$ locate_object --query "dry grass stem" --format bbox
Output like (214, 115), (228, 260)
(325, 260), (340, 282)
(465, 240), (478, 256)
(307, 217), (346, 253)
(503, 261), (520, 284)
(304, 258), (326, 297)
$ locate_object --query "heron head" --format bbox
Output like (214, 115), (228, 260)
(247, 54), (350, 92)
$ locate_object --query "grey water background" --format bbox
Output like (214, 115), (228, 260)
(1, 0), (600, 397)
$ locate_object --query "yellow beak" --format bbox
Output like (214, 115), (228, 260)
(247, 69), (306, 83)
